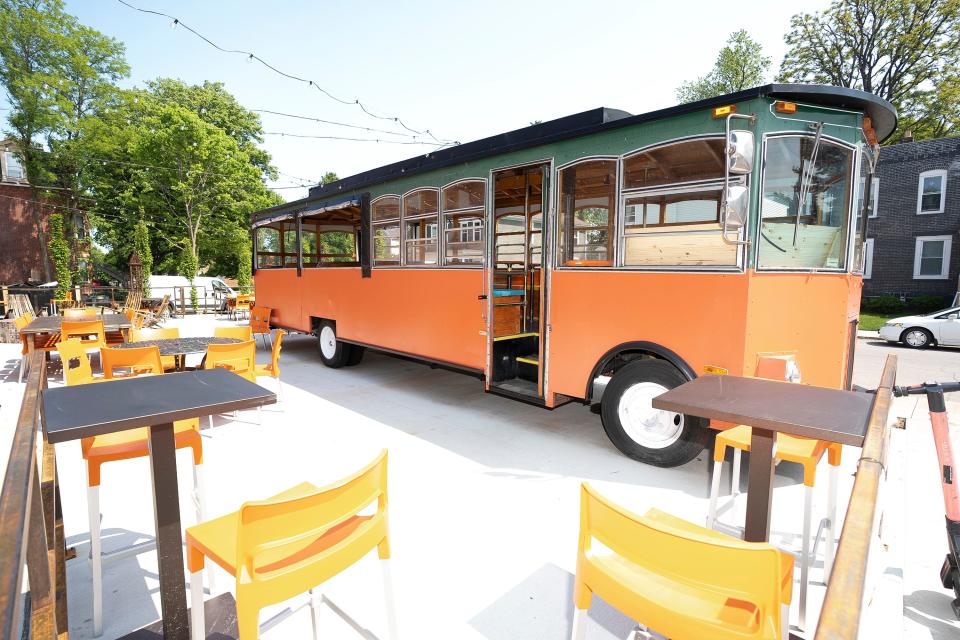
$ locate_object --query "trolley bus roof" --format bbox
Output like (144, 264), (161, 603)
(253, 84), (895, 224)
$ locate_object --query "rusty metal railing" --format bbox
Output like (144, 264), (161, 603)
(0, 352), (67, 638)
(816, 354), (897, 639)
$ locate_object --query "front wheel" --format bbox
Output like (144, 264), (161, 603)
(316, 322), (352, 368)
(901, 327), (933, 349)
(600, 359), (710, 467)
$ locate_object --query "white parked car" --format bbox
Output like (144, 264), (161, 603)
(879, 307), (960, 348)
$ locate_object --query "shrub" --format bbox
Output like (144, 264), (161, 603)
(909, 295), (949, 314)
(861, 295), (906, 314)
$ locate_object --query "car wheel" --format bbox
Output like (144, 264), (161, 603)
(316, 321), (352, 367)
(600, 359), (710, 467)
(901, 327), (933, 349)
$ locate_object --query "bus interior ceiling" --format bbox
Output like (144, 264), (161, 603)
(491, 164), (546, 398)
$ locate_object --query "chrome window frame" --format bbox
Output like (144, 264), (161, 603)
(441, 178), (487, 268)
(401, 187), (441, 268)
(756, 131), (857, 274)
(370, 194), (402, 268)
(554, 155), (619, 269)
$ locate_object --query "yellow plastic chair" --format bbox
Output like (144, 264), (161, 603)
(186, 450), (397, 640)
(249, 305), (272, 350)
(61, 339), (206, 636)
(233, 294), (253, 320)
(572, 483), (792, 640)
(706, 356), (840, 630)
(255, 329), (285, 402)
(205, 339), (257, 382)
(214, 326), (253, 341)
(129, 326), (180, 371)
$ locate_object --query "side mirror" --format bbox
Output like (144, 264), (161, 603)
(948, 313), (958, 320)
(724, 185), (750, 229)
(727, 130), (754, 174)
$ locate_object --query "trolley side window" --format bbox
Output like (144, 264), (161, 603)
(442, 180), (485, 266)
(558, 159), (616, 267)
(301, 204), (361, 266)
(619, 137), (738, 268)
(255, 223), (296, 268)
(372, 195), (401, 266)
(403, 188), (440, 266)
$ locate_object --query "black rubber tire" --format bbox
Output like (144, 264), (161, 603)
(901, 327), (934, 349)
(600, 359), (710, 467)
(316, 321), (352, 368)
(345, 344), (365, 366)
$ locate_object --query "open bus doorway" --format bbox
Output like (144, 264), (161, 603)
(488, 163), (549, 400)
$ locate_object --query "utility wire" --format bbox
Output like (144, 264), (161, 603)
(253, 108), (431, 140)
(263, 131), (443, 145)
(115, 0), (455, 144)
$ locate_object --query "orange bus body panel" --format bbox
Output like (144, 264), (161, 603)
(255, 268), (486, 371)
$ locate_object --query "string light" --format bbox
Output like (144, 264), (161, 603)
(115, 0), (455, 144)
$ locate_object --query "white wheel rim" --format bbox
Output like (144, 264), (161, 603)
(905, 330), (927, 347)
(319, 326), (337, 359)
(617, 382), (684, 449)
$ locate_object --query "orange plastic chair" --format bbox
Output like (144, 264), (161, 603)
(61, 319), (107, 349)
(129, 326), (180, 371)
(61, 339), (206, 636)
(572, 483), (792, 640)
(205, 339), (257, 382)
(187, 450), (397, 640)
(14, 313), (34, 383)
(100, 345), (165, 378)
(255, 329), (285, 402)
(249, 305), (272, 350)
(706, 355), (841, 630)
(214, 326), (253, 341)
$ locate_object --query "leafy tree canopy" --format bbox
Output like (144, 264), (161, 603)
(676, 30), (771, 103)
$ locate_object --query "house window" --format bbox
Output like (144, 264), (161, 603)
(914, 235), (952, 279)
(863, 238), (874, 279)
(917, 170), (947, 214)
(442, 180), (485, 266)
(4, 151), (24, 180)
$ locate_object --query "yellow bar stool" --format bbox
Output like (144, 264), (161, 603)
(186, 450), (398, 640)
(705, 357), (841, 631)
(572, 483), (793, 640)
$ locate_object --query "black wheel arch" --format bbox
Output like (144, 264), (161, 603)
(585, 341), (697, 403)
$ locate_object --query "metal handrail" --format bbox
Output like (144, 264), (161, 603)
(816, 354), (897, 638)
(0, 352), (64, 638)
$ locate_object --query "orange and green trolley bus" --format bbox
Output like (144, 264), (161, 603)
(250, 83), (896, 467)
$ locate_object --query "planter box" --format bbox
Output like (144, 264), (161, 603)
(0, 319), (19, 344)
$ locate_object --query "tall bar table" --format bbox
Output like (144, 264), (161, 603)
(41, 368), (276, 639)
(652, 374), (874, 543)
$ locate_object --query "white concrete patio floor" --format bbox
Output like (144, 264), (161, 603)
(0, 315), (955, 639)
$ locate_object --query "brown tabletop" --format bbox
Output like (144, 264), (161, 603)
(653, 375), (874, 543)
(20, 313), (131, 335)
(41, 369), (275, 640)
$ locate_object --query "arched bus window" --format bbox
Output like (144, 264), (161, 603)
(558, 159), (617, 266)
(758, 135), (854, 271)
(403, 188), (439, 266)
(442, 179), (485, 266)
(620, 137), (739, 268)
(372, 195), (401, 266)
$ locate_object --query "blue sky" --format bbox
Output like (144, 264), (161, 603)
(10, 0), (826, 201)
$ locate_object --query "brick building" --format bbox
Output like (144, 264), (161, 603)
(0, 140), (51, 284)
(863, 136), (960, 301)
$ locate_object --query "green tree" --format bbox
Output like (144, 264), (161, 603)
(0, 0), (128, 279)
(779, 0), (960, 142)
(676, 30), (771, 103)
(320, 171), (338, 185)
(131, 217), (152, 296)
(46, 212), (71, 298)
(233, 227), (253, 294)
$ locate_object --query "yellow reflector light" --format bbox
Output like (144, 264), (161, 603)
(703, 365), (729, 375)
(775, 101), (798, 114)
(712, 105), (737, 119)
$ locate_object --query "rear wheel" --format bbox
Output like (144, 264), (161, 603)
(600, 359), (710, 467)
(316, 322), (352, 368)
(901, 327), (933, 349)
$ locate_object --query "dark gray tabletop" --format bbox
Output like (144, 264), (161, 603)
(118, 336), (241, 356)
(21, 313), (131, 335)
(41, 368), (275, 443)
(652, 374), (874, 446)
